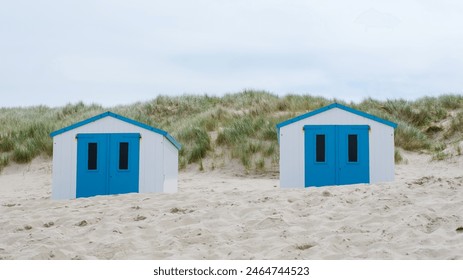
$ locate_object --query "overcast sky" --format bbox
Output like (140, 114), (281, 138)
(1, 0), (462, 107)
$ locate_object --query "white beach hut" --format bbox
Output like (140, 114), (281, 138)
(276, 103), (397, 188)
(50, 112), (181, 199)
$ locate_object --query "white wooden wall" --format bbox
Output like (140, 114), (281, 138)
(163, 140), (179, 193)
(279, 108), (395, 188)
(51, 117), (177, 199)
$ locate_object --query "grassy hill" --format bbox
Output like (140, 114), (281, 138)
(1, 91), (463, 172)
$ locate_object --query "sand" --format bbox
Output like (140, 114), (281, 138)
(0, 152), (462, 260)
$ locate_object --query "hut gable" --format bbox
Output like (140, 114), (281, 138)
(50, 111), (181, 150)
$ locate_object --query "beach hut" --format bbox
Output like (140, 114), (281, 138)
(276, 103), (397, 188)
(50, 112), (181, 199)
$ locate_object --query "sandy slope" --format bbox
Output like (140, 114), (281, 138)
(0, 153), (462, 260)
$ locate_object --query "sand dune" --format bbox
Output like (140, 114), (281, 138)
(0, 152), (462, 260)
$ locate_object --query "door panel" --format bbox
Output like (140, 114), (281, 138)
(304, 125), (336, 187)
(338, 125), (370, 185)
(76, 134), (108, 198)
(108, 134), (140, 195)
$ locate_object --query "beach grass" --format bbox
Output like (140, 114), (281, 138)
(394, 149), (404, 164)
(0, 91), (462, 171)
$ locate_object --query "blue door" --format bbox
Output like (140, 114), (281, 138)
(337, 126), (369, 185)
(76, 134), (108, 198)
(108, 134), (140, 195)
(304, 125), (369, 187)
(304, 126), (337, 187)
(76, 133), (140, 198)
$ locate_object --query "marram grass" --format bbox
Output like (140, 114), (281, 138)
(0, 91), (462, 171)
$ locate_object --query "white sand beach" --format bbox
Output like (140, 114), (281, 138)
(0, 152), (462, 260)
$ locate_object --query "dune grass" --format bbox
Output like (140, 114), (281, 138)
(0, 91), (462, 171)
(446, 111), (463, 138)
(394, 149), (404, 164)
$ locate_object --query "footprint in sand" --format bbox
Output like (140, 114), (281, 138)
(76, 220), (88, 227)
(43, 222), (54, 228)
(134, 215), (146, 221)
(295, 243), (315, 250)
(322, 190), (332, 197)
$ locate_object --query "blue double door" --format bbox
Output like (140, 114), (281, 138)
(304, 125), (370, 187)
(76, 133), (140, 198)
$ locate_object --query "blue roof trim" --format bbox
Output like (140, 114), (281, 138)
(50, 111), (181, 150)
(276, 103), (398, 129)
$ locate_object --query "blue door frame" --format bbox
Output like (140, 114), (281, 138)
(304, 125), (370, 187)
(76, 133), (140, 198)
